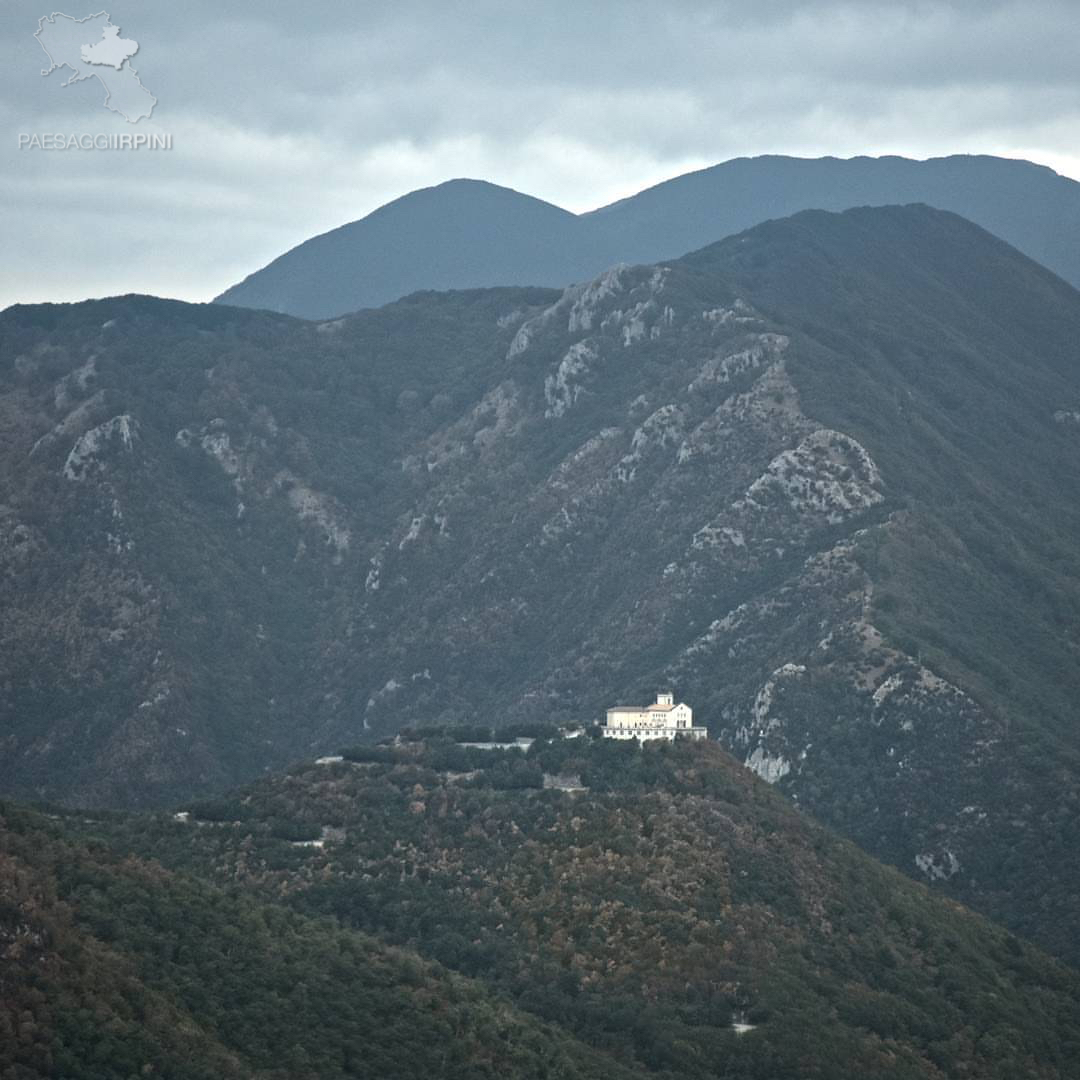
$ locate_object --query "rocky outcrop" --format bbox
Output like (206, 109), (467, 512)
(4, 206), (1080, 967)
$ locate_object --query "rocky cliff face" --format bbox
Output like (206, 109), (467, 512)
(3, 205), (1080, 962)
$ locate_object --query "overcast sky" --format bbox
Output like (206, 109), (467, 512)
(3, 0), (1080, 308)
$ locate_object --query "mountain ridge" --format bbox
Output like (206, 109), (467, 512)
(215, 154), (1080, 318)
(4, 204), (1080, 967)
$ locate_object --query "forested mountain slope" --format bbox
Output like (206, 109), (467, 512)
(3, 204), (1080, 963)
(0, 800), (646, 1080)
(58, 737), (1080, 1080)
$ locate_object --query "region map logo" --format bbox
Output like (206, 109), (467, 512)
(34, 10), (156, 123)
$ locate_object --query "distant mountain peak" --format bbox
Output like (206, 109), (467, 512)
(215, 153), (1080, 320)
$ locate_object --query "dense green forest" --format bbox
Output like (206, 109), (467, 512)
(51, 736), (1080, 1080)
(0, 800), (647, 1080)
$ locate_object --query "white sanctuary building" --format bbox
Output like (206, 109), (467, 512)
(602, 692), (708, 741)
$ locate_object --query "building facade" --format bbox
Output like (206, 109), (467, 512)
(602, 691), (707, 741)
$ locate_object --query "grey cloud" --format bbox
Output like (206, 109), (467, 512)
(2, 0), (1079, 306)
